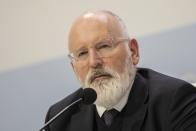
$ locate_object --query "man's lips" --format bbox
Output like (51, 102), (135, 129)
(90, 74), (112, 83)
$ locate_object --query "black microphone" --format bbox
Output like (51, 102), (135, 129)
(39, 88), (97, 131)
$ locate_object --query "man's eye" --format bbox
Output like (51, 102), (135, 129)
(97, 43), (112, 49)
(78, 51), (88, 57)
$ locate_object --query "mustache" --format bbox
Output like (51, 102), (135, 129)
(87, 68), (113, 84)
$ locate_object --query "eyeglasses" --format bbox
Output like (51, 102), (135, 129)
(68, 38), (129, 63)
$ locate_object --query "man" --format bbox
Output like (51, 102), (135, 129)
(45, 10), (196, 131)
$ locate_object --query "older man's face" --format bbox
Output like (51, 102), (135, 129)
(68, 14), (139, 108)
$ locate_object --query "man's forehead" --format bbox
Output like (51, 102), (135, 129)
(68, 14), (112, 49)
(69, 29), (111, 53)
(68, 11), (125, 52)
(69, 12), (112, 38)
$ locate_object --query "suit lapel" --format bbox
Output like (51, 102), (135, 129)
(122, 73), (149, 131)
(69, 104), (95, 131)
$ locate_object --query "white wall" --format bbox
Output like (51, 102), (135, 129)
(1, 0), (196, 73)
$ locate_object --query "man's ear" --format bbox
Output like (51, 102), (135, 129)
(70, 62), (76, 74)
(128, 38), (140, 65)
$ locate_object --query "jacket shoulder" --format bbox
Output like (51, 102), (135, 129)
(137, 68), (193, 93)
(47, 88), (82, 119)
(138, 68), (196, 130)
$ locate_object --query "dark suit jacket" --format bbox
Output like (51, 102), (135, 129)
(45, 68), (196, 131)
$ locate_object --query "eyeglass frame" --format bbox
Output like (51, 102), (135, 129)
(68, 37), (130, 63)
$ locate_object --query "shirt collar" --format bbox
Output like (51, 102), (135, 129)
(96, 80), (134, 117)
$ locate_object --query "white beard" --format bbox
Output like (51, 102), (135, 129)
(79, 58), (136, 109)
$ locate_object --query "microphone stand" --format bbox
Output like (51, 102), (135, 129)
(39, 98), (82, 131)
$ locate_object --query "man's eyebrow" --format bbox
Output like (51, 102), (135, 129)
(75, 46), (87, 53)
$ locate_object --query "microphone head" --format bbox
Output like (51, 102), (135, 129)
(81, 88), (97, 105)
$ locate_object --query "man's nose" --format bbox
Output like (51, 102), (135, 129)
(88, 49), (103, 68)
